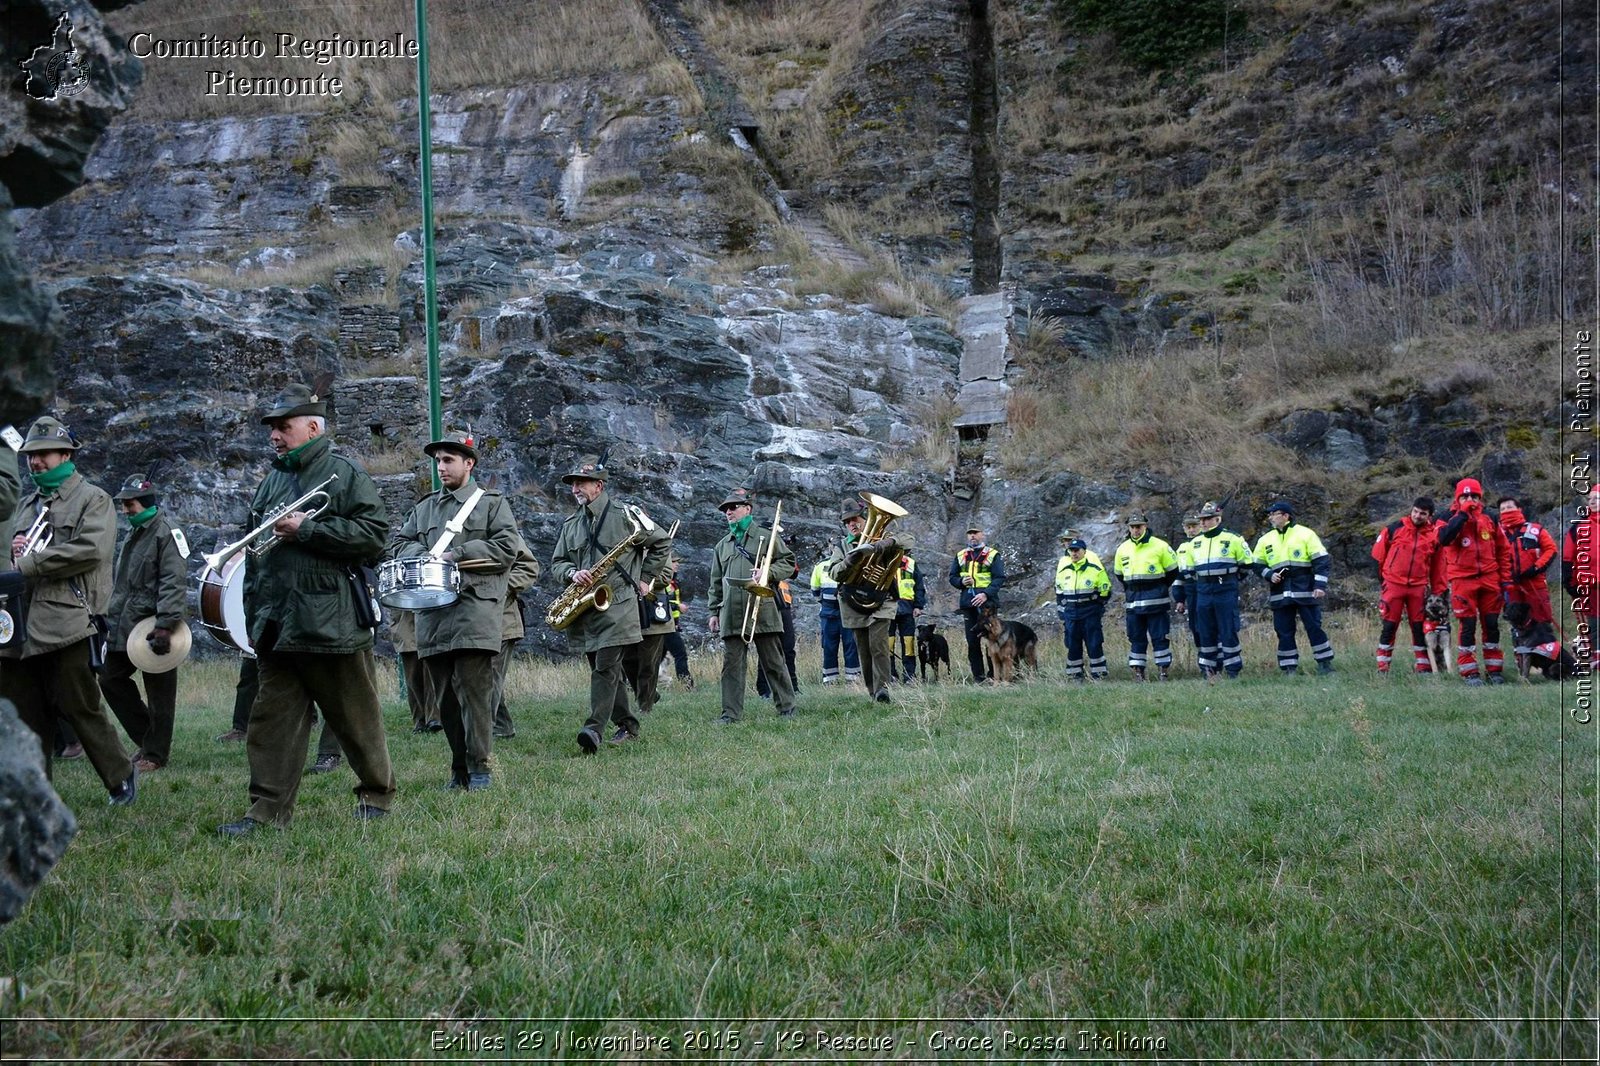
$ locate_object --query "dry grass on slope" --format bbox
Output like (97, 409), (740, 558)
(1001, 309), (1562, 509)
(109, 0), (674, 121)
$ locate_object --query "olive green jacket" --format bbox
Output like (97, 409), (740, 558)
(502, 531), (540, 642)
(828, 532), (915, 626)
(5, 470), (116, 658)
(392, 478), (520, 656)
(708, 522), (793, 637)
(389, 608), (418, 654)
(549, 490), (671, 653)
(243, 434), (389, 654)
(106, 509), (189, 650)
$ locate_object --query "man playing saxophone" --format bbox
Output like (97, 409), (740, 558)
(550, 455), (670, 753)
(218, 385), (395, 836)
(706, 487), (796, 723)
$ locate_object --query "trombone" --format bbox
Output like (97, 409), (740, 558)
(19, 508), (51, 557)
(201, 474), (339, 571)
(739, 500), (783, 643)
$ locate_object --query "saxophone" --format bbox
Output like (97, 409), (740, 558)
(546, 505), (655, 631)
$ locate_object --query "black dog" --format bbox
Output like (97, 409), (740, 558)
(1503, 601), (1579, 681)
(916, 623), (951, 681)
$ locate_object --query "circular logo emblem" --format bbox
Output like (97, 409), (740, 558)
(46, 51), (89, 97)
(0, 610), (13, 645)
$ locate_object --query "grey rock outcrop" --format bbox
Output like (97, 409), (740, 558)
(0, 699), (77, 924)
(0, 0), (141, 423)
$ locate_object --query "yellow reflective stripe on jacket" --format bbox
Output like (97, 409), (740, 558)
(896, 556), (918, 601)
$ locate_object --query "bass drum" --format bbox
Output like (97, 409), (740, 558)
(199, 553), (254, 656)
(378, 557), (460, 610)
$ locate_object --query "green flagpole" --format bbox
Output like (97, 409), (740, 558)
(414, 0), (442, 490)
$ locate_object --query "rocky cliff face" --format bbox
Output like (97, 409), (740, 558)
(1, 0), (142, 424)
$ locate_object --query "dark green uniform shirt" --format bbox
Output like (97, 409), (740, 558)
(392, 478), (522, 657)
(107, 509), (189, 650)
(550, 490), (670, 653)
(708, 522), (793, 637)
(243, 434), (389, 654)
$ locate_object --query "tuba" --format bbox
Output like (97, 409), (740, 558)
(546, 505), (655, 631)
(838, 492), (908, 612)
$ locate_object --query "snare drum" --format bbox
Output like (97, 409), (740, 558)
(378, 557), (460, 610)
(199, 553), (254, 656)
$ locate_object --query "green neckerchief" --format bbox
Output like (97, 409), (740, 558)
(31, 461), (75, 494)
(128, 504), (159, 528)
(728, 514), (753, 540)
(279, 438), (319, 470)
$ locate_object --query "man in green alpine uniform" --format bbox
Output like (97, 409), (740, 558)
(392, 430), (523, 790)
(2, 416), (137, 803)
(828, 501), (914, 703)
(219, 385), (395, 835)
(707, 487), (795, 722)
(100, 475), (188, 772)
(550, 456), (670, 752)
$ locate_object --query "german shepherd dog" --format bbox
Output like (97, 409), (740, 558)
(980, 605), (1038, 683)
(1502, 600), (1580, 681)
(1422, 591), (1452, 675)
(916, 623), (951, 681)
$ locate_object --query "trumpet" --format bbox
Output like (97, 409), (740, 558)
(740, 500), (783, 643)
(19, 508), (51, 557)
(201, 474), (339, 571)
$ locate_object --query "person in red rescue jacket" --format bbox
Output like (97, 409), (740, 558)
(1562, 485), (1600, 667)
(1436, 477), (1512, 684)
(1370, 496), (1445, 674)
(1496, 495), (1557, 625)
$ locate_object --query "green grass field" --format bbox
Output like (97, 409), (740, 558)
(0, 614), (1595, 1062)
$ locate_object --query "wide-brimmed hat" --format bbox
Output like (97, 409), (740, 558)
(112, 475), (158, 502)
(126, 617), (193, 674)
(1058, 527), (1080, 541)
(259, 383), (328, 423)
(1182, 512), (1203, 525)
(19, 416), (78, 453)
(840, 500), (866, 522)
(424, 430), (479, 462)
(1123, 511), (1149, 525)
(561, 455), (609, 484)
(965, 525), (984, 535)
(719, 487), (755, 511)
(1198, 501), (1224, 519)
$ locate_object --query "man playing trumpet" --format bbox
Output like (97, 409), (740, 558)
(1, 416), (137, 804)
(390, 430), (522, 791)
(707, 487), (795, 723)
(218, 385), (395, 836)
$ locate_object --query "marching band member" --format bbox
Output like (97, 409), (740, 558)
(391, 429), (521, 791)
(550, 456), (669, 752)
(219, 385), (394, 835)
(706, 488), (794, 723)
(1, 416), (136, 803)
